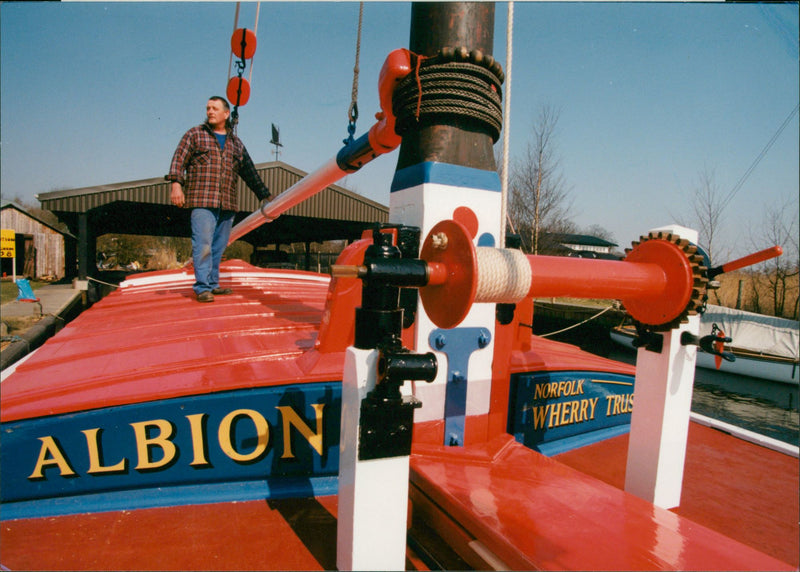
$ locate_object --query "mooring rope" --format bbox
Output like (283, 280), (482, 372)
(88, 276), (120, 289)
(534, 303), (616, 338)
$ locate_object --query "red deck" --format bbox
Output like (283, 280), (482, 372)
(2, 262), (796, 570)
(2, 422), (795, 571)
(556, 421), (799, 568)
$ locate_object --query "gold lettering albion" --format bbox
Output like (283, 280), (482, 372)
(28, 436), (76, 479)
(218, 409), (269, 462)
(25, 401), (328, 482)
(277, 403), (325, 458)
(186, 413), (210, 467)
(130, 419), (177, 470)
(82, 428), (127, 474)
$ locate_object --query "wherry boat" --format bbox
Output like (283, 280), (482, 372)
(1, 4), (797, 570)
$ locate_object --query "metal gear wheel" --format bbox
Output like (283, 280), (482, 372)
(622, 231), (709, 332)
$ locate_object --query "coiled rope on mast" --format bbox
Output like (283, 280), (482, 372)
(392, 48), (504, 143)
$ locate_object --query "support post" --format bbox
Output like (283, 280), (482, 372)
(624, 225), (700, 509)
(337, 347), (411, 571)
(336, 228), (436, 570)
(77, 212), (89, 281)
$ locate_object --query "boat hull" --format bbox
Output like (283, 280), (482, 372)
(610, 327), (800, 385)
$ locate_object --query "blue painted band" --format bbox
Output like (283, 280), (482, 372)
(531, 425), (631, 457)
(1, 476), (339, 521)
(390, 162), (501, 193)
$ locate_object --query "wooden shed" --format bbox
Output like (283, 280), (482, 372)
(0, 201), (75, 280)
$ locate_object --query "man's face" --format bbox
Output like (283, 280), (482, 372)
(206, 99), (230, 128)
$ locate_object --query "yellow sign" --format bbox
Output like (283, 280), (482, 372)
(1, 229), (15, 258)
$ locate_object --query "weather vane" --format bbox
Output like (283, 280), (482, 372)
(270, 123), (283, 160)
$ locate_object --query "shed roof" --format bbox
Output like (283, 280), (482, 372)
(1, 201), (75, 239)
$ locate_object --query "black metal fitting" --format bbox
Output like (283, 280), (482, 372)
(632, 325), (664, 354)
(350, 224), (438, 460)
(358, 348), (437, 461)
(354, 225), (426, 349)
(680, 331), (735, 362)
(354, 227), (405, 350)
(336, 132), (377, 173)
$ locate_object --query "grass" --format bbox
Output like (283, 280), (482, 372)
(0, 278), (47, 305)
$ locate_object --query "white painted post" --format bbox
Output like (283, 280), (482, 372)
(624, 225), (700, 509)
(390, 165), (501, 427)
(337, 347), (411, 571)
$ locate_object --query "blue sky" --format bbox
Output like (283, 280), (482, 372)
(1, 1), (797, 259)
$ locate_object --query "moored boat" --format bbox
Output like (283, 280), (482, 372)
(611, 305), (800, 385)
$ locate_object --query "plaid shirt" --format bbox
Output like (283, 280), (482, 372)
(166, 123), (270, 210)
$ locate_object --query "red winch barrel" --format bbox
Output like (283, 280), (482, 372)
(526, 255), (667, 300)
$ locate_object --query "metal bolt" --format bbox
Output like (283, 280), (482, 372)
(451, 371), (465, 383)
(434, 334), (447, 349)
(477, 331), (490, 348)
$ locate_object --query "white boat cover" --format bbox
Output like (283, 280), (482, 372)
(700, 304), (800, 360)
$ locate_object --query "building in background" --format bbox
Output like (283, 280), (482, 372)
(0, 201), (75, 280)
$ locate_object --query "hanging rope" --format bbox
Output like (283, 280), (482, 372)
(344, 2), (364, 145)
(227, 2), (241, 87)
(248, 2), (261, 84)
(227, 2), (261, 133)
(500, 1), (514, 248)
(230, 31), (248, 132)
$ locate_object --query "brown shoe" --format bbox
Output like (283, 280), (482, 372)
(197, 291), (215, 303)
(211, 288), (232, 295)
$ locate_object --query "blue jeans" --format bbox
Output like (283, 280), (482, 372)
(190, 208), (235, 295)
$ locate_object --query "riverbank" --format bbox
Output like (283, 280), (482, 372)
(0, 282), (85, 370)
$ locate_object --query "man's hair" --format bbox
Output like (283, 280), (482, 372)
(208, 96), (230, 110)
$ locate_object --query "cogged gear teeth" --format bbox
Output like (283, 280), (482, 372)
(626, 231), (708, 332)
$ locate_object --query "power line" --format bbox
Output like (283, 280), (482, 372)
(720, 102), (800, 213)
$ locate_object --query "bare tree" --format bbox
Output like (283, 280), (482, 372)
(507, 105), (573, 254)
(687, 167), (729, 265)
(748, 199), (799, 318)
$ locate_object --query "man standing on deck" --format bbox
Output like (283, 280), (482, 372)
(166, 96), (271, 302)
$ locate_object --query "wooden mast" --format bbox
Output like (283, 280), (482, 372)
(397, 2), (497, 172)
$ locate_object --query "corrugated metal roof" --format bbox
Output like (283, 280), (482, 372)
(37, 161), (388, 224)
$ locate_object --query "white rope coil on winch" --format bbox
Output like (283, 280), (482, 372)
(475, 247), (531, 304)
